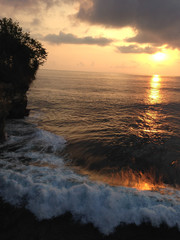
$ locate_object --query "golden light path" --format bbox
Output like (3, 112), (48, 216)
(140, 75), (162, 137)
(149, 74), (161, 104)
(73, 75), (165, 191)
(80, 169), (165, 191)
(106, 75), (163, 191)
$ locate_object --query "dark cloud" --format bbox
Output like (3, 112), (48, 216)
(77, 0), (138, 27)
(1, 0), (53, 9)
(43, 31), (113, 46)
(31, 18), (41, 26)
(3, 0), (180, 51)
(117, 45), (157, 54)
(0, 0), (75, 10)
(76, 0), (180, 49)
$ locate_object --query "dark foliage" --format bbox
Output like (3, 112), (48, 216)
(0, 18), (47, 92)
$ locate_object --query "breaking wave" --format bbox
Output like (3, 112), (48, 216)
(0, 120), (180, 235)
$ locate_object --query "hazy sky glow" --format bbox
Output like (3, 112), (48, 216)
(1, 0), (180, 75)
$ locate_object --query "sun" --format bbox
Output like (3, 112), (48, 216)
(153, 52), (167, 62)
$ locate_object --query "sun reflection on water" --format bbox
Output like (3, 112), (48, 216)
(149, 75), (161, 104)
(79, 168), (165, 191)
(130, 75), (164, 139)
(124, 75), (165, 190)
(137, 75), (164, 138)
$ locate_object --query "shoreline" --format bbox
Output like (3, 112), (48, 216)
(0, 198), (180, 240)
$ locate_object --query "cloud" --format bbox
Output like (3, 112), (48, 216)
(0, 0), (75, 11)
(117, 45), (157, 54)
(76, 0), (180, 49)
(1, 0), (51, 9)
(3, 0), (180, 51)
(31, 18), (41, 26)
(43, 31), (113, 46)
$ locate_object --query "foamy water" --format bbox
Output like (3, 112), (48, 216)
(0, 119), (180, 234)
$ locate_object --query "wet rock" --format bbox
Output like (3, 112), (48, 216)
(0, 95), (8, 143)
(0, 83), (30, 143)
(7, 93), (30, 119)
(0, 114), (6, 143)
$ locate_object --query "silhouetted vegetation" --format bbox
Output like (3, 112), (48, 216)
(0, 18), (47, 141)
(0, 17), (47, 91)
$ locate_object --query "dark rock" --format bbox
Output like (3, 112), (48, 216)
(0, 93), (8, 143)
(0, 113), (6, 143)
(7, 93), (30, 119)
(0, 83), (30, 143)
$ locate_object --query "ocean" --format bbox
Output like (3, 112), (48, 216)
(0, 69), (180, 234)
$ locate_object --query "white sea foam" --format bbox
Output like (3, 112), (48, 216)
(0, 120), (180, 235)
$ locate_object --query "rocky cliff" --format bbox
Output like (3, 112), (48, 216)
(0, 83), (30, 142)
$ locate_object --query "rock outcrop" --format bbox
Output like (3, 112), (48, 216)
(0, 83), (30, 142)
(0, 18), (47, 143)
(7, 93), (29, 119)
(0, 112), (6, 143)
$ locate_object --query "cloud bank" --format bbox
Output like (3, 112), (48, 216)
(76, 0), (180, 49)
(0, 0), (76, 11)
(0, 0), (66, 9)
(44, 31), (113, 46)
(117, 45), (157, 54)
(2, 0), (180, 53)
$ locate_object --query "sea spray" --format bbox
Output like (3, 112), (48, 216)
(0, 120), (180, 235)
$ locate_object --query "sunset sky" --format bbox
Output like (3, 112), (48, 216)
(1, 0), (180, 76)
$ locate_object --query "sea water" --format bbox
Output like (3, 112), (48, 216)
(0, 70), (180, 234)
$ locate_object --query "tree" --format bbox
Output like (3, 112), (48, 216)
(0, 17), (47, 91)
(0, 18), (47, 120)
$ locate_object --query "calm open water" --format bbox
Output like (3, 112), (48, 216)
(28, 70), (180, 186)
